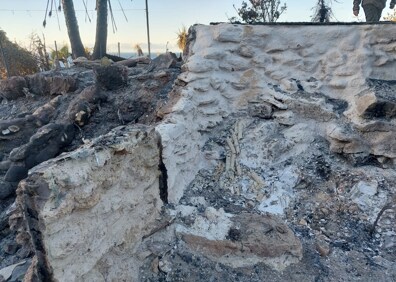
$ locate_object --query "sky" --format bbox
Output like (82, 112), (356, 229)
(0, 0), (394, 55)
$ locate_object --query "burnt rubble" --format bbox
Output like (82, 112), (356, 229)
(0, 23), (396, 282)
(0, 54), (182, 280)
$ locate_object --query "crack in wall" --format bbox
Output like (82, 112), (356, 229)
(157, 136), (168, 204)
(16, 178), (54, 281)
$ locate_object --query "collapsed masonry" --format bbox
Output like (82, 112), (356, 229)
(2, 24), (396, 281)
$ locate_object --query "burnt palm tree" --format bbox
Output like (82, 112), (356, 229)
(92, 0), (108, 59)
(312, 0), (337, 23)
(61, 0), (86, 58)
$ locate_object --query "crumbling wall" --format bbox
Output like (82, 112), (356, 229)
(10, 125), (163, 281)
(158, 23), (396, 204)
(150, 23), (396, 280)
(4, 24), (396, 281)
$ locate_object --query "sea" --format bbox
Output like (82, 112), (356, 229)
(107, 52), (179, 59)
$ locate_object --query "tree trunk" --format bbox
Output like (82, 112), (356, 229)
(92, 0), (108, 60)
(62, 0), (86, 58)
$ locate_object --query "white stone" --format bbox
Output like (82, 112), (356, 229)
(349, 180), (388, 222)
(28, 126), (163, 282)
(176, 207), (233, 241)
(0, 261), (26, 281)
(186, 56), (216, 73)
(213, 24), (243, 43)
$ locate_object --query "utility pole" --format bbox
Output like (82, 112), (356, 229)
(145, 0), (151, 58)
(54, 40), (60, 69)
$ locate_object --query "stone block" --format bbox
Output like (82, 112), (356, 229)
(356, 80), (396, 119)
(214, 24), (243, 43)
(11, 125), (163, 282)
(179, 212), (302, 271)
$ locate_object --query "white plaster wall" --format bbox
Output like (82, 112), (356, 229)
(157, 23), (396, 203)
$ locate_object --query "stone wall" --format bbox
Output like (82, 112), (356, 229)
(158, 23), (396, 204)
(5, 23), (396, 281)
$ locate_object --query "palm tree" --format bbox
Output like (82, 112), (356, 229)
(92, 0), (108, 59)
(61, 0), (86, 58)
(176, 26), (188, 51)
(312, 0), (337, 22)
(134, 44), (144, 57)
(51, 44), (69, 61)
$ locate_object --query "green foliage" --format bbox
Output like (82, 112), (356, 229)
(0, 30), (39, 79)
(51, 45), (70, 61)
(231, 0), (287, 23)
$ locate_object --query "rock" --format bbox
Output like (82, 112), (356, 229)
(0, 160), (11, 172)
(371, 256), (395, 269)
(151, 257), (159, 274)
(248, 102), (273, 119)
(73, 56), (88, 64)
(179, 212), (302, 271)
(7, 260), (30, 282)
(158, 259), (172, 273)
(0, 261), (26, 282)
(0, 209), (10, 231)
(273, 110), (296, 126)
(213, 24), (243, 43)
(237, 45), (254, 58)
(0, 180), (16, 199)
(9, 145), (28, 162)
(4, 165), (28, 182)
(3, 243), (19, 255)
(185, 56), (216, 73)
(150, 52), (179, 70)
(0, 76), (27, 100)
(94, 64), (128, 90)
(363, 130), (396, 160)
(326, 124), (369, 155)
(315, 235), (330, 257)
(219, 55), (250, 71)
(298, 218), (308, 226)
(355, 80), (396, 119)
(11, 125), (163, 282)
(349, 180), (384, 221)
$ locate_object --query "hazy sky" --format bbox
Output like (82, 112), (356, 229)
(0, 0), (394, 54)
